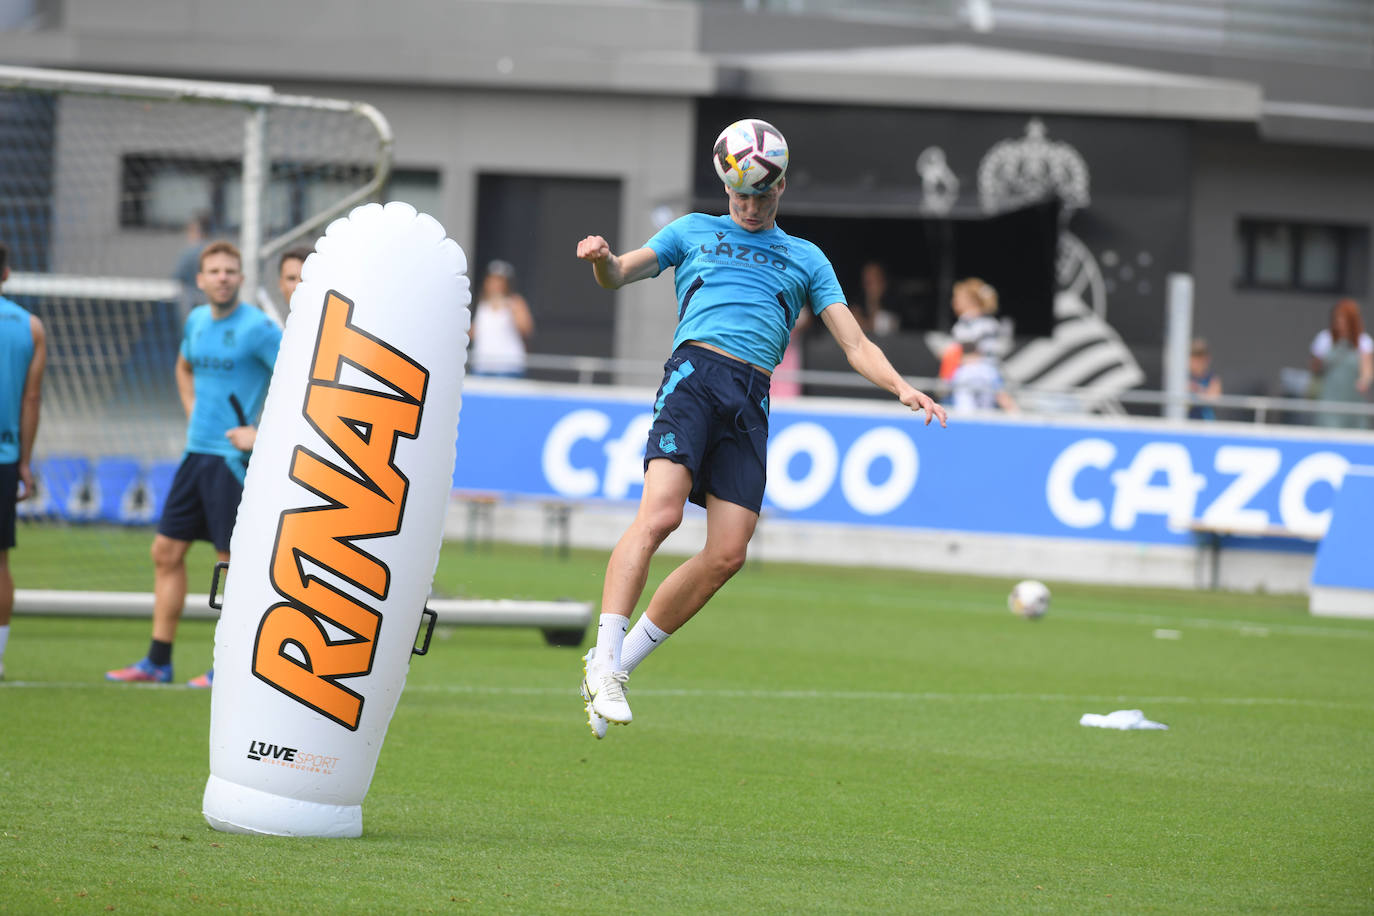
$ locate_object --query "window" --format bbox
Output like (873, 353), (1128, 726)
(1236, 218), (1368, 294)
(121, 155), (375, 233)
(121, 156), (234, 230)
(385, 169), (442, 220)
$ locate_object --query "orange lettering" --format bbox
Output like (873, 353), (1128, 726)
(253, 291), (429, 730)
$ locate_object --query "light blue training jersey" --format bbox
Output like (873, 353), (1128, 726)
(0, 295), (35, 464)
(645, 213), (845, 370)
(180, 303), (282, 460)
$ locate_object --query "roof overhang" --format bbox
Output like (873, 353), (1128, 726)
(1260, 100), (1374, 150)
(718, 43), (1264, 122)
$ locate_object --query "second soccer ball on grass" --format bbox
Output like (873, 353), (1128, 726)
(1008, 579), (1051, 620)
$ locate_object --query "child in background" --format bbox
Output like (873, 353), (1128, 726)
(939, 277), (1002, 380)
(949, 319), (1017, 412)
(1188, 338), (1222, 420)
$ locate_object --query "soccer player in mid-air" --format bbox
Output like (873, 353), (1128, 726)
(0, 241), (47, 681)
(573, 118), (947, 738)
(107, 241), (281, 687)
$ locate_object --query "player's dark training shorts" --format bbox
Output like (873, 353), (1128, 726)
(156, 453), (244, 552)
(0, 462), (17, 550)
(644, 343), (771, 514)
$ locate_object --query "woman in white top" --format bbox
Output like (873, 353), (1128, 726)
(1309, 298), (1373, 429)
(470, 260), (535, 376)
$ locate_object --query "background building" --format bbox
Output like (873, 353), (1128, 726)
(1, 0), (1371, 400)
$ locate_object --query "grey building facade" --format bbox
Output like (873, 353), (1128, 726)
(2, 0), (1371, 401)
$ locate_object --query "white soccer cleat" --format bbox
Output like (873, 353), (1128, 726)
(579, 678), (610, 740)
(581, 651), (632, 726)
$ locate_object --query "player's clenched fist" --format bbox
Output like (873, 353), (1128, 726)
(576, 235), (611, 262)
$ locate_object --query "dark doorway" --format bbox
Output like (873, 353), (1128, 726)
(474, 174), (622, 368)
(779, 199), (1059, 340)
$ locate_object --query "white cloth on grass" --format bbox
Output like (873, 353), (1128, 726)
(1079, 709), (1168, 730)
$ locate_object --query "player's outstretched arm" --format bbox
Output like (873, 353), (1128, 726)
(821, 303), (948, 427)
(575, 235), (660, 290)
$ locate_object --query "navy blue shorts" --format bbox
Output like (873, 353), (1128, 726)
(156, 453), (244, 552)
(644, 344), (771, 513)
(1, 462), (16, 551)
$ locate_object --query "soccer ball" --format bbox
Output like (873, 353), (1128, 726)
(1008, 579), (1050, 620)
(712, 119), (789, 195)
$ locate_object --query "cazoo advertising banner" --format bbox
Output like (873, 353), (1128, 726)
(454, 382), (1374, 550)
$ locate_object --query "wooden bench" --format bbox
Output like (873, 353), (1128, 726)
(1186, 521), (1322, 590)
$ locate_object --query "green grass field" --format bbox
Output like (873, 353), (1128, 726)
(2, 529), (1372, 913)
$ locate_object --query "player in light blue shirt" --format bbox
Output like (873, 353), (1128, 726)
(108, 240), (281, 688)
(573, 118), (947, 737)
(178, 291), (280, 468)
(644, 211), (845, 371)
(0, 241), (48, 680)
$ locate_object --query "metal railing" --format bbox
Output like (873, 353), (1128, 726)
(518, 352), (1374, 426)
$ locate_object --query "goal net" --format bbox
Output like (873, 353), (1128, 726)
(0, 65), (393, 599)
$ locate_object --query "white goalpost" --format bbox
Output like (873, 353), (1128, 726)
(0, 64), (589, 642)
(1, 64), (395, 489)
(0, 64), (394, 322)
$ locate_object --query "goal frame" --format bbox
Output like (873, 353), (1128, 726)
(0, 63), (394, 321)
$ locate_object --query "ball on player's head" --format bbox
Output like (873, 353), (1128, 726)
(713, 118), (789, 195)
(1008, 579), (1051, 620)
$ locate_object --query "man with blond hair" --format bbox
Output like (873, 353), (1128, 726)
(107, 241), (281, 687)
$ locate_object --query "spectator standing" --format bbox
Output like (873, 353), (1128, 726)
(171, 211), (212, 323)
(1309, 299), (1373, 429)
(1188, 338), (1222, 421)
(858, 261), (900, 337)
(469, 260), (534, 377)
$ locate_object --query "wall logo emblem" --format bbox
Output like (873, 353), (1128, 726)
(916, 146), (959, 215)
(978, 118), (1090, 214)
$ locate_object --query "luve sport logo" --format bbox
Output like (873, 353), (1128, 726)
(252, 290), (429, 730)
(246, 739), (341, 775)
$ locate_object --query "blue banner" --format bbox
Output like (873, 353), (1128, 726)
(453, 382), (1374, 550)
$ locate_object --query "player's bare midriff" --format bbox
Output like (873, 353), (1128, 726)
(684, 339), (772, 376)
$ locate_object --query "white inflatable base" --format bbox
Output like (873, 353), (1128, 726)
(203, 774), (361, 838)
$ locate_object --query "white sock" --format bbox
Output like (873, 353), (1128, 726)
(621, 615), (670, 674)
(0, 624), (9, 662)
(594, 613), (628, 669)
